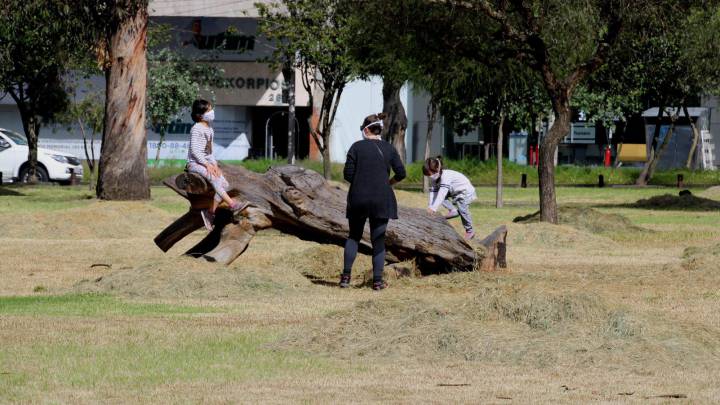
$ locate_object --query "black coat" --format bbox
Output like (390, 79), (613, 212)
(343, 139), (406, 219)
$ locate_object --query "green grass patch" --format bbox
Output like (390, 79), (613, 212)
(0, 294), (219, 317)
(0, 185), (94, 213)
(0, 329), (333, 402)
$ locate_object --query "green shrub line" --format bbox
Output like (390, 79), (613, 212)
(77, 159), (720, 187)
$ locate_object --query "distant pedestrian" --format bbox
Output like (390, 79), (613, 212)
(423, 156), (477, 240)
(341, 113), (406, 290)
(187, 99), (248, 230)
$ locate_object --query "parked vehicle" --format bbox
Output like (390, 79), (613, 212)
(0, 128), (83, 184)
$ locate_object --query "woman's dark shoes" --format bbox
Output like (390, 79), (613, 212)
(372, 280), (387, 291)
(339, 274), (351, 288)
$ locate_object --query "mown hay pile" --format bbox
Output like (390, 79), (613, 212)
(699, 186), (720, 200)
(678, 243), (720, 272)
(631, 193), (720, 210)
(513, 207), (644, 235)
(74, 256), (311, 299)
(278, 284), (655, 367)
(284, 244), (420, 286)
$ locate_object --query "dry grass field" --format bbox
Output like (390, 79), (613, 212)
(2, 183), (720, 403)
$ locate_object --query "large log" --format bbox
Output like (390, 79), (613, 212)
(155, 164), (508, 273)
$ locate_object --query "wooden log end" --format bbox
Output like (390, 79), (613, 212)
(475, 225), (508, 272)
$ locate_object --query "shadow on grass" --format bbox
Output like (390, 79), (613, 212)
(0, 187), (25, 196)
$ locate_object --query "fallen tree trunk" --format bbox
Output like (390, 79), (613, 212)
(155, 164), (507, 273)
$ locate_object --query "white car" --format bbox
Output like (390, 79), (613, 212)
(0, 128), (84, 183)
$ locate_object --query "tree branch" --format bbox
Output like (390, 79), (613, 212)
(563, 4), (623, 90)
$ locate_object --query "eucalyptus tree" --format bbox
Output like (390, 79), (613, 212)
(86, 0), (152, 200)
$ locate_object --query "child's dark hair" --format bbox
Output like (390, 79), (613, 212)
(360, 112), (387, 135)
(191, 99), (211, 123)
(422, 156), (443, 176)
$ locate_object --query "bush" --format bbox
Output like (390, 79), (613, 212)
(83, 158), (720, 187)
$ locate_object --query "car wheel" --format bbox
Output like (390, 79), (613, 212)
(19, 165), (50, 183)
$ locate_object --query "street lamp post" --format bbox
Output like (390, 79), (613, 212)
(265, 111), (300, 161)
(282, 59), (296, 165)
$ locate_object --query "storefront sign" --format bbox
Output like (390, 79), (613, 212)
(206, 62), (309, 107)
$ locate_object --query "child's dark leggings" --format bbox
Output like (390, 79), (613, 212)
(343, 217), (388, 282)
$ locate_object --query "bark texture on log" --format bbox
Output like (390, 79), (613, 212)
(96, 5), (150, 200)
(156, 164), (507, 273)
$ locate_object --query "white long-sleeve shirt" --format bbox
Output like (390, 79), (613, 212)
(187, 123), (216, 166)
(428, 169), (477, 211)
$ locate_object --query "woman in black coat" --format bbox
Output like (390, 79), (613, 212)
(341, 113), (406, 290)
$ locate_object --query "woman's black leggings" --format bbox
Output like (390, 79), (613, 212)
(343, 217), (389, 282)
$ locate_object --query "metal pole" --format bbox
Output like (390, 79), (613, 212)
(282, 60), (296, 165)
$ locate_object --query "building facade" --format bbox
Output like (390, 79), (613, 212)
(2, 0), (715, 167)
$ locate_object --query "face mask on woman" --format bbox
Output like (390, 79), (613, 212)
(202, 110), (215, 124)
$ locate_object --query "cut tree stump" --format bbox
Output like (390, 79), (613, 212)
(154, 164), (508, 273)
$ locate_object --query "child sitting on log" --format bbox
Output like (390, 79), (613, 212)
(423, 156), (477, 240)
(187, 99), (248, 230)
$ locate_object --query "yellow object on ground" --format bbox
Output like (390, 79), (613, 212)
(617, 143), (647, 162)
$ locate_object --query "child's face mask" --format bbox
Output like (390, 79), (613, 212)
(202, 109), (215, 124)
(430, 172), (440, 180)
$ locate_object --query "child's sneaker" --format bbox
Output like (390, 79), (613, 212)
(339, 274), (351, 288)
(229, 199), (250, 212)
(200, 209), (214, 231)
(464, 230), (475, 240)
(372, 280), (387, 291)
(444, 209), (460, 219)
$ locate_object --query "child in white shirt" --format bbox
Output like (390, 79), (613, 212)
(424, 156), (477, 239)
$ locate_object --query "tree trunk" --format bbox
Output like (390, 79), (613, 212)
(156, 164), (508, 273)
(321, 138), (331, 180)
(153, 127), (165, 168)
(496, 112), (505, 208)
(382, 79), (408, 163)
(684, 105), (700, 169)
(423, 102), (438, 193)
(19, 113), (40, 183)
(78, 118), (97, 190)
(538, 106), (571, 224)
(636, 105), (665, 186)
(646, 108), (679, 182)
(96, 5), (150, 200)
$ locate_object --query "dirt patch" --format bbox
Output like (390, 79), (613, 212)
(513, 207), (644, 235)
(73, 256), (311, 299)
(630, 193), (720, 210)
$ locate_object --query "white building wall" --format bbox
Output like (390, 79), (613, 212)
(702, 95), (720, 167)
(329, 76), (412, 163)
